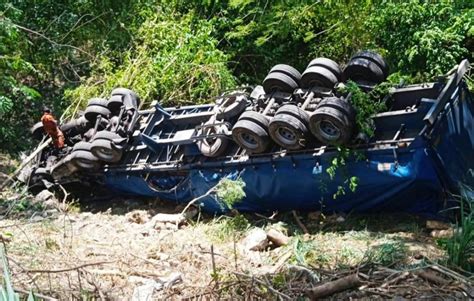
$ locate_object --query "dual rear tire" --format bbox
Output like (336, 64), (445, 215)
(343, 50), (389, 85)
(232, 111), (271, 154)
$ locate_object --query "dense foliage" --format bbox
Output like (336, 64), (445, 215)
(0, 0), (472, 153)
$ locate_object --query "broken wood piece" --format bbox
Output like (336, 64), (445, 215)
(306, 273), (362, 299)
(147, 209), (197, 229)
(266, 228), (290, 247)
(380, 271), (410, 288)
(416, 270), (450, 286)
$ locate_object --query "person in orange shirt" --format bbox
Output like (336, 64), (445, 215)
(41, 107), (65, 149)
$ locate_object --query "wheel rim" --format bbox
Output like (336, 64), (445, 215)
(275, 126), (297, 145)
(320, 120), (341, 141)
(238, 131), (259, 150)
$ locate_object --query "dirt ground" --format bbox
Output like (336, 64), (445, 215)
(1, 154), (471, 300)
(0, 186), (459, 300)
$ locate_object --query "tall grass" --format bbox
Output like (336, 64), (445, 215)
(0, 245), (35, 300)
(445, 188), (474, 273)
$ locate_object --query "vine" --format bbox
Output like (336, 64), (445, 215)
(325, 81), (392, 199)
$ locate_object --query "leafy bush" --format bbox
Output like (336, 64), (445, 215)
(1, 1), (472, 154)
(367, 1), (473, 78)
(0, 10), (41, 152)
(65, 11), (236, 115)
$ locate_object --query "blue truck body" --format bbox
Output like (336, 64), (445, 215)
(102, 61), (473, 216)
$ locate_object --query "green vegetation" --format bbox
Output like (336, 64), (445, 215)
(365, 241), (408, 267)
(444, 191), (474, 272)
(215, 178), (246, 209)
(0, 1), (472, 153)
(1, 245), (35, 300)
(204, 214), (251, 242)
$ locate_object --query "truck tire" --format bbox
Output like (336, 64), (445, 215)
(73, 141), (93, 152)
(307, 58), (342, 81)
(92, 130), (122, 141)
(317, 97), (356, 124)
(269, 114), (309, 150)
(91, 130), (123, 163)
(263, 72), (299, 94)
(50, 155), (76, 179)
(275, 104), (310, 126)
(59, 120), (77, 132)
(216, 95), (248, 120)
(32, 167), (52, 182)
(91, 139), (123, 163)
(31, 122), (45, 140)
(343, 57), (385, 84)
(109, 88), (140, 112)
(269, 64), (302, 84)
(196, 120), (229, 157)
(232, 119), (271, 154)
(87, 98), (108, 107)
(238, 111), (270, 129)
(84, 105), (111, 122)
(107, 96), (123, 114)
(71, 150), (101, 170)
(309, 106), (354, 145)
(301, 66), (339, 89)
(352, 50), (389, 77)
(61, 116), (92, 138)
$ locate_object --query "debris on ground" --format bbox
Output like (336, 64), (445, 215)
(126, 210), (150, 224)
(0, 159), (469, 301)
(426, 219), (451, 230)
(266, 228), (290, 247)
(241, 228), (269, 252)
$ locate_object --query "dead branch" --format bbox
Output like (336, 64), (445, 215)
(306, 273), (363, 299)
(12, 23), (93, 57)
(180, 188), (216, 216)
(415, 270), (450, 286)
(14, 287), (58, 301)
(172, 187), (216, 228)
(292, 211), (309, 234)
(233, 272), (292, 300)
(429, 263), (471, 284)
(25, 261), (114, 274)
(381, 271), (410, 288)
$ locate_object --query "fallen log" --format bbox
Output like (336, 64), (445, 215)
(306, 273), (363, 299)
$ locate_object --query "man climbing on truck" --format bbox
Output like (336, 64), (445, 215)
(41, 107), (65, 149)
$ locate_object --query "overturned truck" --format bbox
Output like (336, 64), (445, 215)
(27, 52), (473, 215)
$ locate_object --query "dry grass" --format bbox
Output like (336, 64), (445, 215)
(0, 193), (450, 300)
